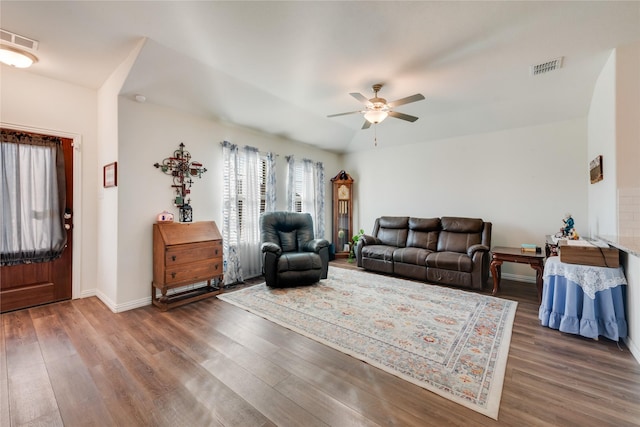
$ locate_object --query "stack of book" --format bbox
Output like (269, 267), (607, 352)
(521, 243), (542, 253)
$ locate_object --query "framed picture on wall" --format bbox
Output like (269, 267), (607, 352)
(589, 155), (603, 184)
(103, 162), (117, 188)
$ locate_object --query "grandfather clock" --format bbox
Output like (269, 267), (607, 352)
(331, 170), (354, 258)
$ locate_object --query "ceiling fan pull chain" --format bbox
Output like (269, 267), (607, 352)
(374, 124), (378, 147)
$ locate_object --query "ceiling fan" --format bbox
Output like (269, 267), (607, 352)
(328, 83), (425, 129)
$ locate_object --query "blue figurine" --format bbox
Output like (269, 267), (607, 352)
(562, 213), (575, 237)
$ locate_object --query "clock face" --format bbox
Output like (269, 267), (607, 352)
(338, 184), (349, 200)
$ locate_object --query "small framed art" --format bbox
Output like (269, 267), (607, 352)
(103, 162), (118, 188)
(589, 155), (603, 184)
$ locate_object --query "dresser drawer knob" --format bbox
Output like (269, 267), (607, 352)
(171, 272), (176, 279)
(172, 255), (176, 261)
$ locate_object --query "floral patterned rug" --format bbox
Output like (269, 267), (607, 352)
(218, 267), (517, 419)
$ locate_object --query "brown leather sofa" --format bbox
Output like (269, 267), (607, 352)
(355, 216), (492, 290)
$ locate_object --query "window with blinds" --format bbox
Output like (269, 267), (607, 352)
(236, 156), (268, 236)
(293, 163), (303, 213)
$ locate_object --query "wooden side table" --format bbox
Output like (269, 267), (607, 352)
(490, 246), (545, 302)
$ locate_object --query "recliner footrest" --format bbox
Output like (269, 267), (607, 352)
(278, 252), (322, 272)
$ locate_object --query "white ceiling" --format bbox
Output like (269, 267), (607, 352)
(2, 1), (639, 153)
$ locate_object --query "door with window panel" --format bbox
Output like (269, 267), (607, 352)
(0, 130), (73, 312)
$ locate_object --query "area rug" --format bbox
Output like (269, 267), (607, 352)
(218, 267), (517, 419)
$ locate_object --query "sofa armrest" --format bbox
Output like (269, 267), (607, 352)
(356, 234), (379, 267)
(467, 244), (490, 258)
(261, 242), (282, 256)
(302, 239), (330, 253)
(361, 234), (381, 245)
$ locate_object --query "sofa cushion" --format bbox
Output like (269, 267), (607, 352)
(278, 230), (298, 252)
(378, 216), (410, 229)
(393, 247), (432, 266)
(361, 245), (396, 262)
(437, 231), (482, 253)
(376, 216), (409, 247)
(441, 217), (483, 233)
(437, 217), (484, 254)
(407, 217), (440, 250)
(426, 251), (473, 273)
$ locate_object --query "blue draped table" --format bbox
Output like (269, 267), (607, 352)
(538, 256), (628, 341)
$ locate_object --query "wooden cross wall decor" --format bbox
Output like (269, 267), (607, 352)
(153, 143), (207, 219)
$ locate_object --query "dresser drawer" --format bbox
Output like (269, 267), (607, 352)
(165, 240), (222, 266)
(165, 258), (222, 285)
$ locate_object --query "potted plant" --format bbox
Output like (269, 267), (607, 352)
(348, 229), (365, 263)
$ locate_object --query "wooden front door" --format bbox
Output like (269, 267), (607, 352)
(0, 134), (74, 312)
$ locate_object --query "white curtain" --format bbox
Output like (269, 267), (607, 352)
(286, 156), (325, 238)
(221, 141), (271, 284)
(265, 152), (277, 212)
(238, 146), (262, 279)
(286, 155), (296, 212)
(1, 130), (67, 266)
(314, 161), (325, 238)
(222, 141), (242, 284)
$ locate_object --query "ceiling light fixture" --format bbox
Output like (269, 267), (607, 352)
(0, 45), (38, 68)
(364, 108), (388, 124)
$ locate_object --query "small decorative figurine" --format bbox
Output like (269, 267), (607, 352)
(156, 211), (174, 222)
(561, 213), (576, 238)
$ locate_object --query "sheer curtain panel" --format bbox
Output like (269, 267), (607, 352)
(286, 156), (325, 238)
(265, 152), (277, 212)
(1, 130), (67, 266)
(221, 141), (274, 285)
(238, 146), (262, 279)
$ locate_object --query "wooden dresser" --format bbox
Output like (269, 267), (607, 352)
(152, 221), (223, 311)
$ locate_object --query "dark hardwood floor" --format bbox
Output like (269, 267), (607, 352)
(2, 259), (640, 426)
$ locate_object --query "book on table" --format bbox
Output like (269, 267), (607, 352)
(521, 243), (541, 253)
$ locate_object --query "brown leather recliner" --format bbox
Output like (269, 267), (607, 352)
(260, 212), (329, 287)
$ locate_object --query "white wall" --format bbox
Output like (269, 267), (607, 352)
(587, 43), (640, 363)
(615, 43), (640, 193)
(615, 43), (640, 238)
(95, 39), (146, 310)
(116, 98), (342, 309)
(344, 118), (588, 280)
(0, 66), (99, 299)
(587, 50), (618, 237)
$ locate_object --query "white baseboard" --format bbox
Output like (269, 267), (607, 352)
(114, 296), (151, 313)
(94, 289), (117, 312)
(79, 289), (96, 298)
(93, 290), (150, 313)
(624, 336), (640, 365)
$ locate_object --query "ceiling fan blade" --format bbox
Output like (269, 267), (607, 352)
(387, 93), (425, 108)
(388, 111), (419, 122)
(361, 120), (372, 130)
(327, 110), (362, 118)
(350, 92), (371, 105)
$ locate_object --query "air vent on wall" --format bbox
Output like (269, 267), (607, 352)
(530, 57), (563, 76)
(0, 29), (39, 51)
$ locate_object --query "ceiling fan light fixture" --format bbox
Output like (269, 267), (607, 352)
(364, 110), (388, 124)
(0, 45), (38, 68)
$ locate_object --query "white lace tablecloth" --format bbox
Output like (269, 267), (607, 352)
(543, 256), (627, 299)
